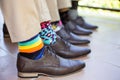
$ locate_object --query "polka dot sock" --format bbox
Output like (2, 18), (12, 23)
(39, 21), (56, 45)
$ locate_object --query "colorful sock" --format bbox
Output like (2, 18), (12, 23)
(20, 47), (45, 60)
(39, 21), (56, 45)
(51, 20), (63, 32)
(18, 35), (44, 60)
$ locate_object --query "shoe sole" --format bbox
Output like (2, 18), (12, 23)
(18, 69), (83, 78)
(18, 72), (48, 78)
(18, 67), (85, 78)
(18, 63), (85, 78)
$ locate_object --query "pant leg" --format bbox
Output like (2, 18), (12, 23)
(57, 0), (72, 9)
(35, 0), (51, 23)
(45, 0), (72, 22)
(0, 0), (40, 42)
(46, 0), (60, 22)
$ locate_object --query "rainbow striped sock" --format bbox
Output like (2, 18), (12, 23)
(18, 35), (44, 60)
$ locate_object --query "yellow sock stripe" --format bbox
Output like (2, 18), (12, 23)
(19, 39), (43, 50)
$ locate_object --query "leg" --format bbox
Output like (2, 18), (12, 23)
(34, 0), (51, 23)
(46, 0), (60, 22)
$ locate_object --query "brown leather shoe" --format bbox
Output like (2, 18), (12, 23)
(73, 16), (98, 30)
(51, 36), (91, 58)
(66, 9), (98, 30)
(56, 27), (90, 45)
(65, 21), (92, 35)
(17, 46), (85, 78)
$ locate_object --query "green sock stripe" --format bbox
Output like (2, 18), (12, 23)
(18, 36), (40, 46)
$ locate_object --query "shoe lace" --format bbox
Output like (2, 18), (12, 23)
(47, 46), (58, 58)
(60, 28), (70, 39)
(56, 35), (70, 50)
(61, 38), (70, 50)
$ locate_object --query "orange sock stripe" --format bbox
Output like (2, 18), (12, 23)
(19, 42), (44, 53)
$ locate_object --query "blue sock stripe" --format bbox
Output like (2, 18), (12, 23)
(34, 47), (45, 60)
(20, 35), (39, 43)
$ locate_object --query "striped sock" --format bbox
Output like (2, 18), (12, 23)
(18, 35), (44, 60)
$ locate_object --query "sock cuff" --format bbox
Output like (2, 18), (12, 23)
(18, 35), (44, 53)
(40, 21), (51, 29)
(51, 20), (63, 32)
(19, 39), (43, 50)
(18, 35), (40, 46)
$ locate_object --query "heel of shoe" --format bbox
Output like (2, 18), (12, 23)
(18, 72), (39, 78)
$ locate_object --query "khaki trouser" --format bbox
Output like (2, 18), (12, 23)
(46, 0), (72, 22)
(0, 0), (51, 42)
(0, 0), (71, 42)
